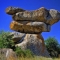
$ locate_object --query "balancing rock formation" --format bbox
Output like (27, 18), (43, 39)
(6, 6), (60, 57)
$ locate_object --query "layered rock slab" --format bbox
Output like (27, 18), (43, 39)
(6, 7), (60, 25)
(12, 7), (48, 22)
(5, 7), (60, 25)
(10, 21), (51, 34)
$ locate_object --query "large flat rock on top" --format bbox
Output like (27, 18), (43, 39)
(12, 7), (48, 22)
(12, 8), (60, 25)
(6, 6), (60, 25)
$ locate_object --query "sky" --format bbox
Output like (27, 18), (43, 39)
(0, 0), (60, 43)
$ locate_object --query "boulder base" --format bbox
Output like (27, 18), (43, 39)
(15, 34), (50, 57)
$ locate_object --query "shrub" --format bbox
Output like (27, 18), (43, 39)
(45, 37), (60, 57)
(15, 47), (34, 58)
(0, 30), (15, 49)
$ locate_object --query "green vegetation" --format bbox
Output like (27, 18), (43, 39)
(45, 37), (60, 57)
(15, 47), (34, 58)
(0, 30), (15, 49)
(0, 30), (60, 60)
(0, 30), (34, 58)
(17, 56), (60, 60)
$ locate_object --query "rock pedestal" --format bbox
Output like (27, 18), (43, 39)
(15, 34), (50, 57)
(6, 6), (60, 57)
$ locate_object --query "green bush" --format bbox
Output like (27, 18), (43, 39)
(45, 37), (60, 57)
(0, 30), (15, 49)
(15, 47), (34, 58)
(0, 30), (34, 58)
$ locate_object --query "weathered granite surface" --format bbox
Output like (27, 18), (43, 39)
(10, 32), (25, 42)
(15, 34), (50, 57)
(0, 48), (17, 60)
(10, 21), (51, 34)
(6, 7), (60, 25)
(6, 6), (25, 15)
(6, 6), (60, 57)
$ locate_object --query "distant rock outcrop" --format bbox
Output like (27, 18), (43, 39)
(6, 6), (60, 57)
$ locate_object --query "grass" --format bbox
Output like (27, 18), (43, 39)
(53, 58), (60, 60)
(0, 47), (60, 60)
(17, 56), (60, 60)
(0, 54), (60, 60)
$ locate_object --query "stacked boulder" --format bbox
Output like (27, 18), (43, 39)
(6, 6), (60, 57)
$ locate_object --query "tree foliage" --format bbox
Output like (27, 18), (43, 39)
(15, 47), (34, 57)
(0, 30), (34, 57)
(45, 37), (60, 57)
(0, 30), (15, 49)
